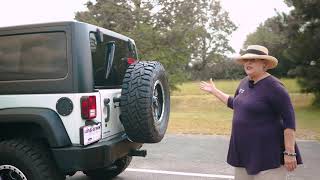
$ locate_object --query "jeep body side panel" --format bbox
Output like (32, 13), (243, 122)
(0, 23), (74, 94)
(0, 108), (71, 147)
(0, 93), (102, 144)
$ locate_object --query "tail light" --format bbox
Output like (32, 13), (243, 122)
(127, 57), (137, 65)
(81, 96), (96, 120)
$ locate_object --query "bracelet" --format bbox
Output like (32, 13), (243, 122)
(283, 151), (296, 156)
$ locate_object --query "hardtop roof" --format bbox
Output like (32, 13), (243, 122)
(0, 21), (134, 43)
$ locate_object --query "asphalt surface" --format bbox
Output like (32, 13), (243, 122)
(67, 134), (320, 180)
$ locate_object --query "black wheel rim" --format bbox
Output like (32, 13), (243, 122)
(0, 165), (27, 180)
(152, 80), (164, 123)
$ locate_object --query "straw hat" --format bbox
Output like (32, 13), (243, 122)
(236, 45), (278, 69)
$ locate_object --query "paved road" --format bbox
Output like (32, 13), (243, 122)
(67, 134), (320, 180)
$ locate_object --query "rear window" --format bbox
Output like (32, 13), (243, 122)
(0, 32), (67, 81)
(90, 32), (130, 88)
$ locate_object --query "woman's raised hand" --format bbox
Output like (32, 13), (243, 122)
(200, 78), (216, 94)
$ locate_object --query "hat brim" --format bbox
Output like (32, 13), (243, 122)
(235, 53), (278, 69)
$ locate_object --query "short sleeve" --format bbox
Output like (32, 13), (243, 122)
(269, 82), (296, 130)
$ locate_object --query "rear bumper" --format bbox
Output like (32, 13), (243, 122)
(51, 135), (142, 173)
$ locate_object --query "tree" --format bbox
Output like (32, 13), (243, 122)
(76, 0), (153, 33)
(188, 55), (245, 80)
(243, 15), (295, 77)
(156, 0), (236, 80)
(282, 0), (320, 106)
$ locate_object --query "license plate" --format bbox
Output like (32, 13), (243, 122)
(80, 123), (102, 146)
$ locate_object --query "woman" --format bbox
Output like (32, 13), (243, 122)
(200, 45), (302, 180)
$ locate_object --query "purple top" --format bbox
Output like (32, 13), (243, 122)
(227, 76), (302, 175)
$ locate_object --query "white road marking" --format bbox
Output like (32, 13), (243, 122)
(126, 168), (235, 179)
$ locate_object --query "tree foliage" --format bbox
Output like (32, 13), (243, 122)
(243, 0), (320, 105)
(243, 15), (295, 77)
(283, 0), (320, 106)
(189, 57), (245, 80)
(75, 0), (236, 89)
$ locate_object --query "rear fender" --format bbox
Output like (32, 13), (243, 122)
(0, 108), (71, 147)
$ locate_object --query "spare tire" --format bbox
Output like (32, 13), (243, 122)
(120, 61), (170, 143)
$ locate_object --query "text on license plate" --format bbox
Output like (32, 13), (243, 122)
(80, 123), (102, 146)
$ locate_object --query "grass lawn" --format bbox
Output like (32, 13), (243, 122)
(168, 79), (320, 140)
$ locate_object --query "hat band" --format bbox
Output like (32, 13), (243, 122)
(245, 49), (267, 55)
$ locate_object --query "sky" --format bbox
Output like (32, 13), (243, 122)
(0, 0), (291, 55)
(220, 0), (291, 54)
